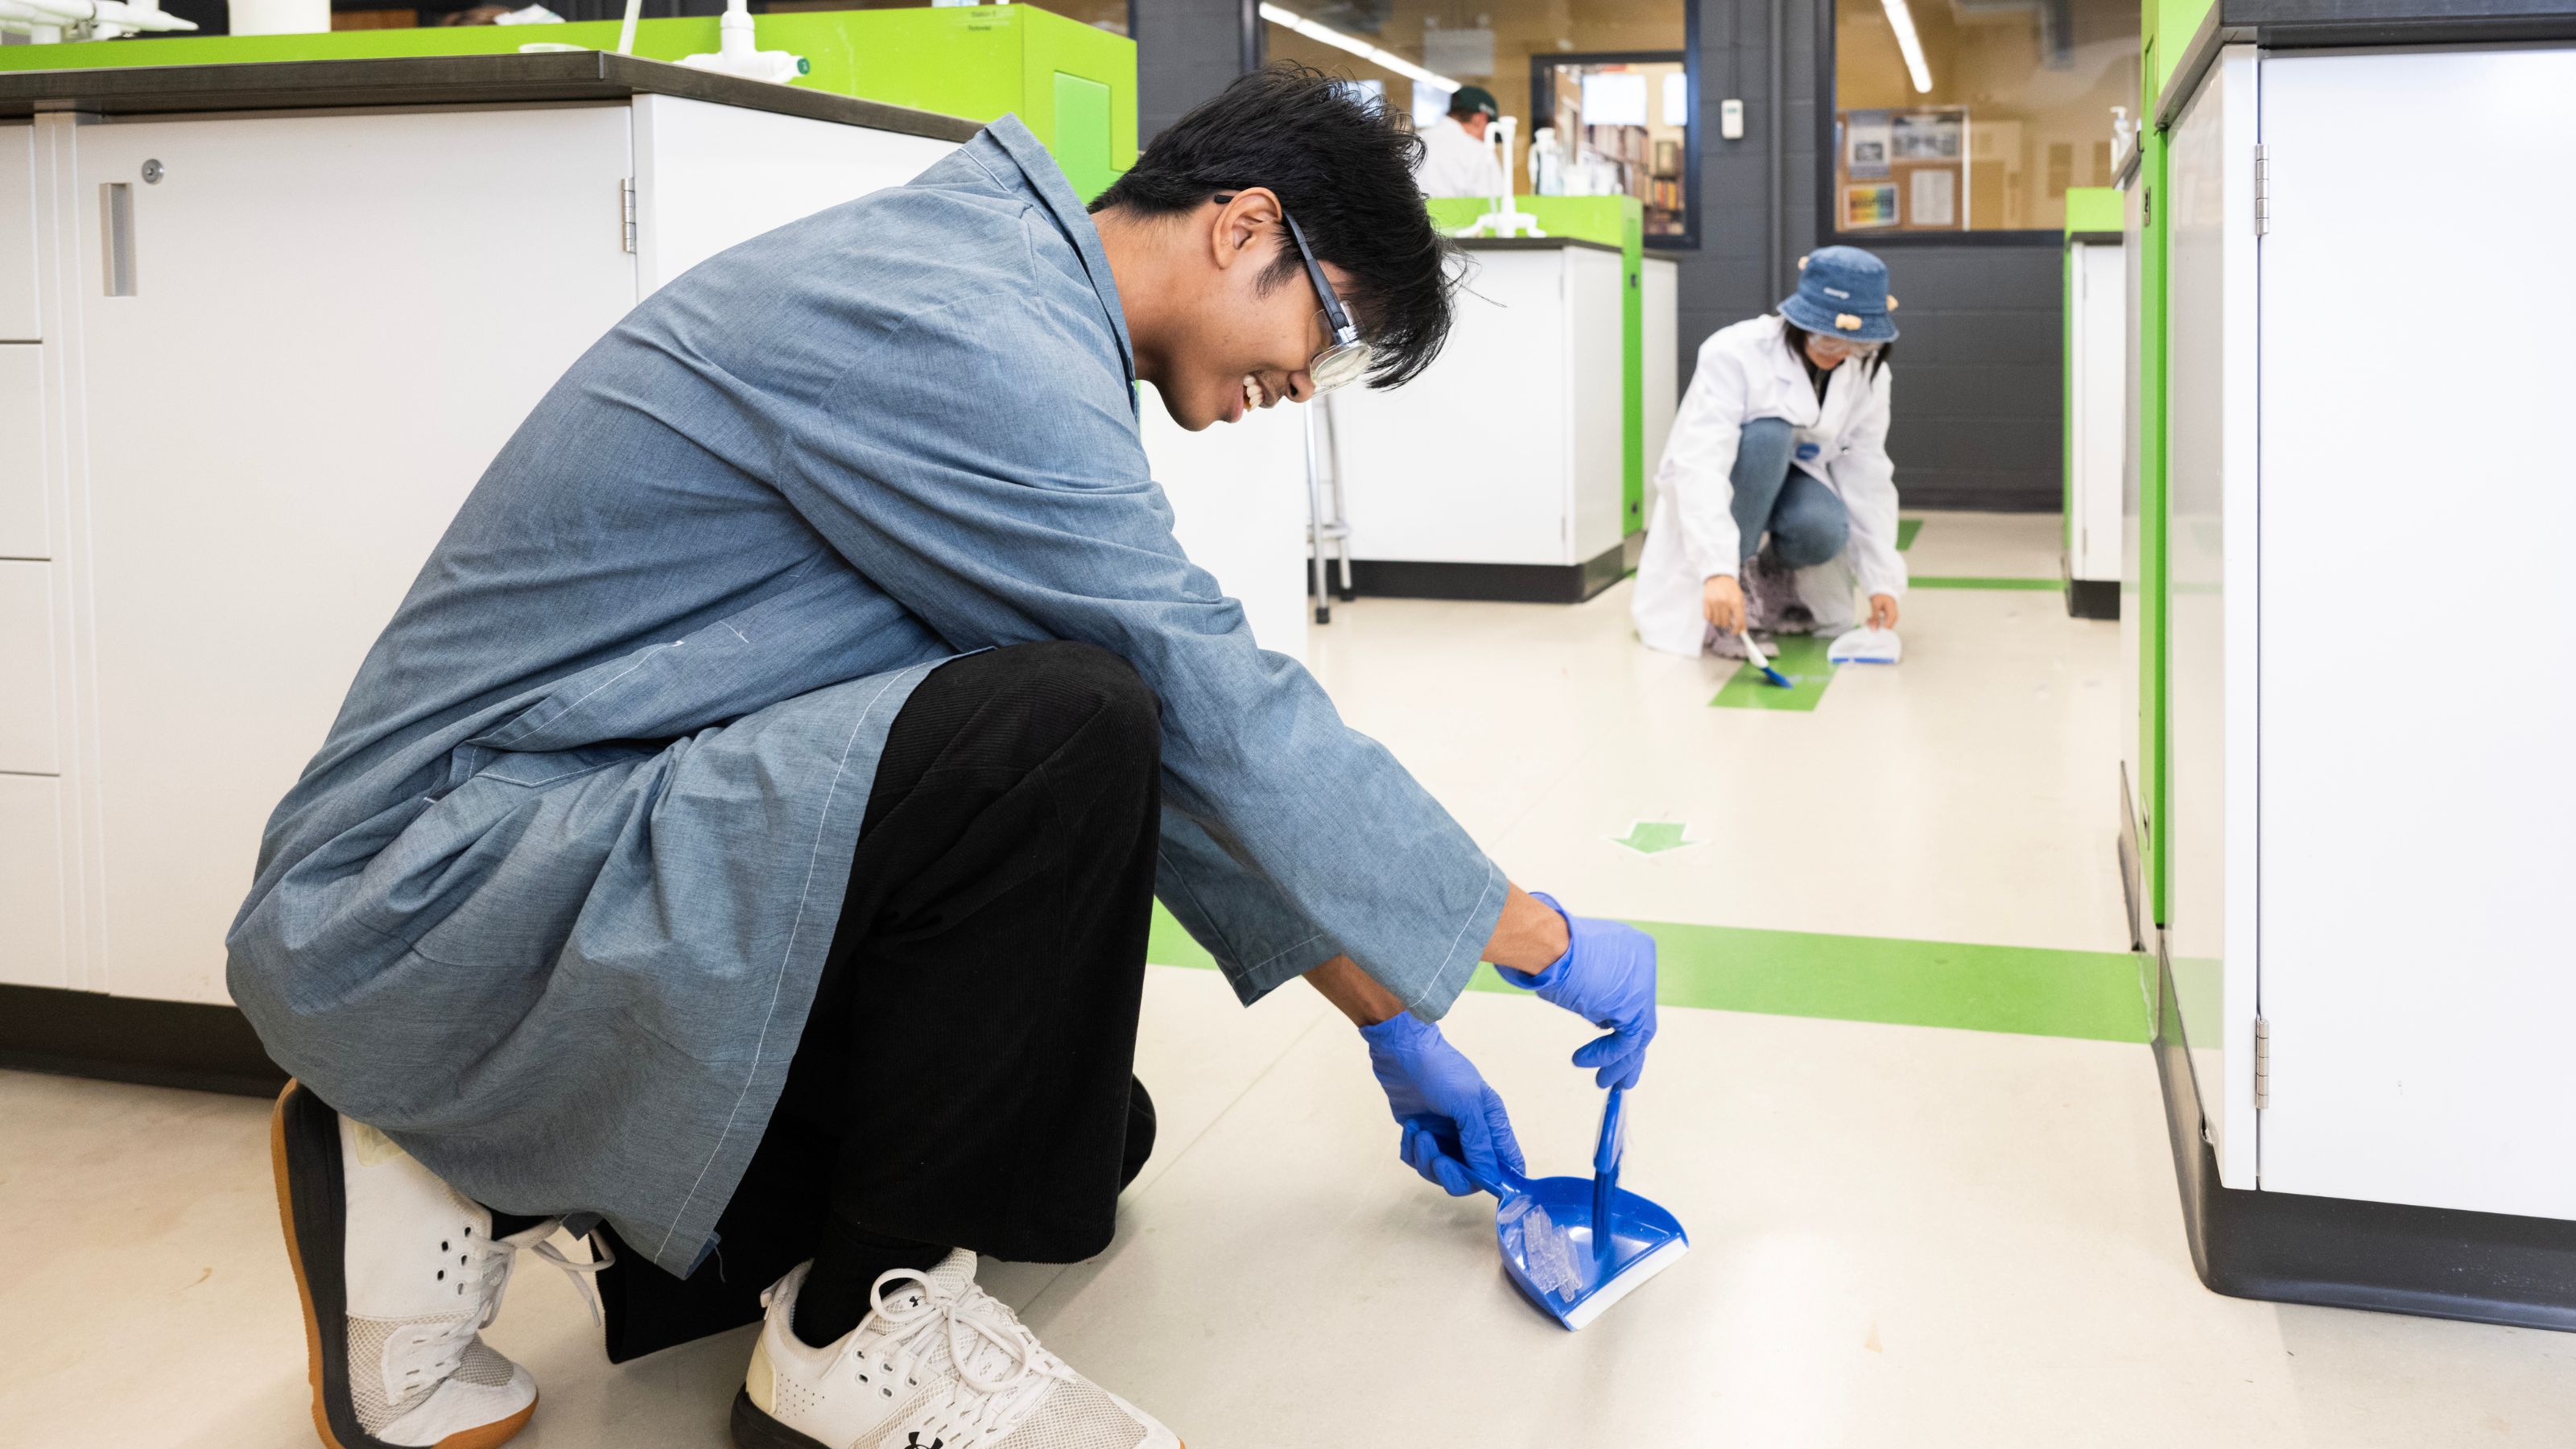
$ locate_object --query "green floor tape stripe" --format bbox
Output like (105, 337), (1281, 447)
(1909, 576), (2059, 591)
(1148, 906), (2148, 1044)
(1896, 517), (1923, 551)
(1710, 632), (1835, 712)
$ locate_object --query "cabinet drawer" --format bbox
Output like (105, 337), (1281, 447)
(0, 559), (58, 773)
(0, 125), (33, 343)
(0, 771), (69, 988)
(0, 345), (42, 558)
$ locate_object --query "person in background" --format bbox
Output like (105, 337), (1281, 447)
(1631, 246), (1906, 658)
(1414, 84), (1507, 198)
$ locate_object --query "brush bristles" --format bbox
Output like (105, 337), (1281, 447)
(1558, 1239), (1689, 1331)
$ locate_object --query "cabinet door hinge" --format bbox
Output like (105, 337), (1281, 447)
(2252, 145), (2269, 237)
(620, 178), (639, 254)
(2252, 1015), (2271, 1108)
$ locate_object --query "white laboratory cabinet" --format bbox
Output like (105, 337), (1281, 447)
(0, 64), (1306, 1018)
(2063, 233), (2123, 619)
(1327, 237), (1627, 601)
(1641, 254), (1678, 527)
(2160, 42), (2576, 1228)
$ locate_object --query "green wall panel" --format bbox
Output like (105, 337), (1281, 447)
(2062, 186), (2123, 235)
(1050, 72), (1115, 201)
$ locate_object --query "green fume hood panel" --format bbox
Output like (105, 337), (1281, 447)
(0, 5), (1136, 198)
(1426, 195), (1649, 536)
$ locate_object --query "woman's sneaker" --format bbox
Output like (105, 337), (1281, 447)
(737, 1253), (1181, 1449)
(1744, 548), (1816, 634)
(268, 1081), (607, 1449)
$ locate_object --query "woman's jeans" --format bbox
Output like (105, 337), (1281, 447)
(1731, 417), (1849, 569)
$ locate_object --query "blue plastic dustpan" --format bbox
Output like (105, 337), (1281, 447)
(1468, 1088), (1688, 1331)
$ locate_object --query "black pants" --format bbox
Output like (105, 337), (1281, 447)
(597, 642), (1164, 1360)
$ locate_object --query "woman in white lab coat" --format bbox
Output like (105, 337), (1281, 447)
(1632, 246), (1906, 658)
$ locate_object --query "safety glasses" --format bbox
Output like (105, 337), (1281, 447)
(1805, 332), (1884, 360)
(1216, 193), (1374, 397)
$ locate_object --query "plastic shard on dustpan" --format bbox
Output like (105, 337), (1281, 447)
(1827, 625), (1902, 665)
(1469, 1088), (1688, 1331)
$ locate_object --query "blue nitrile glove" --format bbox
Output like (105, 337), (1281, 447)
(1359, 1012), (1526, 1197)
(1495, 894), (1659, 1089)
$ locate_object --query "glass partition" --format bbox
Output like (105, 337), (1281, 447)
(1826, 0), (2136, 236)
(1260, 0), (1695, 244)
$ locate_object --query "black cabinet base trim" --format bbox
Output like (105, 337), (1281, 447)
(2065, 577), (2119, 620)
(0, 984), (286, 1099)
(2116, 770), (2145, 953)
(1335, 546), (1628, 605)
(2152, 947), (2576, 1333)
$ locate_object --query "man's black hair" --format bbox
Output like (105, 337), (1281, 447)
(1090, 64), (1458, 389)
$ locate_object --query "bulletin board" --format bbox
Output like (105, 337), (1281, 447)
(1835, 107), (1969, 233)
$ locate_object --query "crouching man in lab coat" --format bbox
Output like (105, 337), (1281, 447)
(229, 64), (1661, 1449)
(1633, 246), (1907, 657)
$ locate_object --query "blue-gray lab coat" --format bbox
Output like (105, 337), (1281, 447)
(226, 118), (1505, 1275)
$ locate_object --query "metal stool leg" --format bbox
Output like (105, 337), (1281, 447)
(1320, 394), (1357, 601)
(1304, 402), (1333, 624)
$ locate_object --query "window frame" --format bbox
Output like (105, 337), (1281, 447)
(1810, 0), (2060, 249)
(1529, 32), (1703, 250)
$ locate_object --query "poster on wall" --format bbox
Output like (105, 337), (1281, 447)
(1890, 111), (1963, 162)
(1842, 183), (1899, 229)
(1846, 110), (1891, 180)
(1909, 167), (1958, 227)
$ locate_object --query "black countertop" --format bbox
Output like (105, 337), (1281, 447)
(1453, 234), (1622, 254)
(0, 50), (985, 139)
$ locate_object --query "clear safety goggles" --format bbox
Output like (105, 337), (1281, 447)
(1218, 193), (1375, 397)
(1804, 332), (1885, 359)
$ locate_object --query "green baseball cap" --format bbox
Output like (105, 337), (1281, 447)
(1448, 85), (1500, 121)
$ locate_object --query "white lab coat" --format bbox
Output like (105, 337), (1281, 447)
(1632, 314), (1906, 657)
(1415, 115), (1505, 199)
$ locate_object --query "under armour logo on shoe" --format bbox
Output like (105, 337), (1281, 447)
(906, 1435), (943, 1449)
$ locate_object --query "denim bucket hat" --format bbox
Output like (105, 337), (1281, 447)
(1778, 246), (1899, 343)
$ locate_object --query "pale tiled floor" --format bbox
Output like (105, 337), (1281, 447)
(5, 514), (2571, 1447)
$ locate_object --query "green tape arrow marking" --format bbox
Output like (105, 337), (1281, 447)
(1612, 820), (1701, 855)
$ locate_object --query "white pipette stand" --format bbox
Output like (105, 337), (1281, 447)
(676, 0), (809, 85)
(1455, 115), (1546, 240)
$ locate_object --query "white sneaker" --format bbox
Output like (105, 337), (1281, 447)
(269, 1081), (609, 1449)
(735, 1252), (1181, 1449)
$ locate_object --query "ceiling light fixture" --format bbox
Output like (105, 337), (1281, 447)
(1259, 2), (1464, 94)
(1879, 0), (1934, 93)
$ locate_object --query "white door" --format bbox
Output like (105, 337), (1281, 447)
(1137, 385), (1311, 667)
(72, 106), (639, 1003)
(2067, 241), (2124, 585)
(2255, 47), (2576, 1219)
(1640, 256), (1679, 535)
(2162, 45), (2261, 1191)
(1333, 248), (1575, 566)
(632, 93), (956, 295)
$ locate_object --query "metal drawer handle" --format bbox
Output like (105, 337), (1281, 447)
(101, 182), (134, 296)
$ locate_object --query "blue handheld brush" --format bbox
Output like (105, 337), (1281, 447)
(1739, 632), (1795, 688)
(1468, 1088), (1689, 1331)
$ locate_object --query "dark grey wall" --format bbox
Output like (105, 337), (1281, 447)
(1136, 0), (1262, 141)
(1132, 0), (2064, 512)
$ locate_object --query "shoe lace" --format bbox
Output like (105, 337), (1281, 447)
(861, 1267), (1048, 1401)
(395, 1224), (616, 1411)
